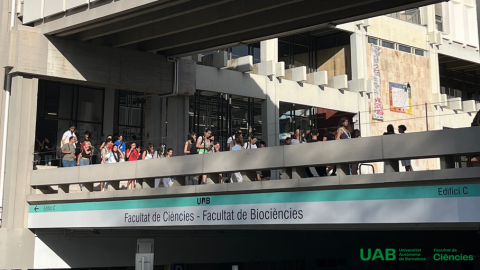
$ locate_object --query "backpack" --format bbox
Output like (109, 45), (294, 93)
(197, 136), (208, 154)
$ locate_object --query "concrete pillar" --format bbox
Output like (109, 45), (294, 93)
(0, 75), (38, 270)
(440, 155), (455, 169)
(145, 95), (166, 146)
(102, 87), (115, 138)
(350, 32), (366, 81)
(384, 160), (400, 173)
(336, 163), (351, 176)
(167, 96), (189, 157)
(260, 38), (278, 63)
(3, 75), (38, 228)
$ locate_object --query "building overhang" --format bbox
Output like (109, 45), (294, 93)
(31, 0), (444, 57)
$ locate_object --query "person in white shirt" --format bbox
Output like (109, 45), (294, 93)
(61, 126), (77, 147)
(227, 129), (242, 150)
(244, 137), (258, 149)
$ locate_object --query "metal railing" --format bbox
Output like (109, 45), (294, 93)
(29, 127), (480, 198)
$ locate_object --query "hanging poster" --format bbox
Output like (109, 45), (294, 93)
(389, 82), (412, 114)
(371, 45), (384, 120)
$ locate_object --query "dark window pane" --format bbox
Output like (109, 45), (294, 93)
(399, 45), (411, 53)
(415, 49), (425, 56)
(368, 37), (378, 45)
(382, 40), (395, 49)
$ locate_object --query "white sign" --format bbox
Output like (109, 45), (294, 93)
(28, 185), (480, 228)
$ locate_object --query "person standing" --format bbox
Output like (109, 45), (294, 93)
(284, 137), (292, 145)
(61, 126), (77, 148)
(184, 132), (197, 155)
(161, 149), (175, 188)
(244, 137), (258, 149)
(42, 137), (55, 166)
(102, 144), (124, 191)
(258, 141), (271, 180)
(100, 135), (113, 150)
(126, 142), (140, 189)
(230, 136), (245, 183)
(61, 136), (77, 167)
(398, 125), (413, 171)
(335, 117), (352, 140)
(196, 129), (213, 184)
(227, 129), (242, 150)
(383, 124), (395, 135)
(142, 143), (158, 160)
(114, 135), (126, 154)
(77, 141), (92, 166)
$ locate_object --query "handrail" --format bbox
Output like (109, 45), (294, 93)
(30, 127), (480, 188)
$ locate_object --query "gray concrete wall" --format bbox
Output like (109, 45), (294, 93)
(9, 26), (196, 95)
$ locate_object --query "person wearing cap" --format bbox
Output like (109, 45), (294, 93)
(61, 126), (77, 148)
(398, 125), (413, 171)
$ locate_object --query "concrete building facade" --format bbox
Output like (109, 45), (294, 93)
(1, 0), (480, 269)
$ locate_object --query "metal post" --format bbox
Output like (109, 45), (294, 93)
(425, 103), (429, 131)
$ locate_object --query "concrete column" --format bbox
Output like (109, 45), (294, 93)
(350, 32), (366, 81)
(145, 95), (166, 146)
(440, 155), (455, 169)
(0, 75), (37, 270)
(102, 87), (115, 138)
(336, 163), (351, 176)
(167, 96), (189, 157)
(384, 160), (400, 173)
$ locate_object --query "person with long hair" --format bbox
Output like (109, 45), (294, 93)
(100, 135), (112, 150)
(184, 132), (197, 155)
(101, 144), (124, 191)
(335, 117), (351, 140)
(230, 136), (245, 183)
(384, 124), (395, 135)
(196, 129), (212, 184)
(77, 141), (92, 166)
(142, 143), (158, 160)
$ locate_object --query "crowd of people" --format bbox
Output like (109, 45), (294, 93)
(36, 115), (422, 190)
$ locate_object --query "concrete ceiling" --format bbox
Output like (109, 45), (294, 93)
(48, 0), (443, 57)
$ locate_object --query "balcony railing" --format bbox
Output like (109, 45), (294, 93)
(28, 127), (480, 203)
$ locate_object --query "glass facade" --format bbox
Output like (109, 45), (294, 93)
(36, 80), (104, 165)
(440, 65), (480, 102)
(189, 91), (262, 150)
(117, 90), (145, 145)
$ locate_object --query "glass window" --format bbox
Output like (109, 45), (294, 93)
(368, 37), (378, 45)
(398, 45), (411, 53)
(78, 87), (103, 123)
(118, 90), (145, 144)
(381, 40), (395, 49)
(415, 49), (425, 56)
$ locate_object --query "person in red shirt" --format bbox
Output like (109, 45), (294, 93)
(126, 142), (140, 189)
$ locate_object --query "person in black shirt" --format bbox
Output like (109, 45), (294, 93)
(304, 130), (327, 177)
(323, 127), (337, 141)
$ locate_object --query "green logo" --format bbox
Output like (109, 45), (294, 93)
(360, 249), (396, 261)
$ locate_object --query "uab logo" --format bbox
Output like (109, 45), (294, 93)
(360, 249), (396, 261)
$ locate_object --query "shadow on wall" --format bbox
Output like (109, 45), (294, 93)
(44, 36), (188, 95)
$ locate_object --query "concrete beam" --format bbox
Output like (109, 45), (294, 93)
(284, 66), (307, 82)
(306, 71), (328, 86)
(9, 27), (197, 94)
(69, 0), (230, 40)
(226, 55), (253, 73)
(333, 75), (348, 90)
(100, 0), (300, 48)
(212, 51), (228, 68)
(462, 100), (476, 113)
(447, 97), (462, 111)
